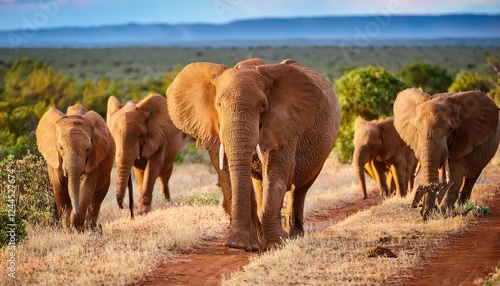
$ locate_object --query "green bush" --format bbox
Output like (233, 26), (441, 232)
(0, 131), (38, 160)
(399, 62), (453, 94)
(448, 71), (493, 93)
(0, 152), (56, 247)
(334, 66), (407, 163)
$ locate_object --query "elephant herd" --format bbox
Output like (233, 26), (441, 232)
(35, 57), (500, 251)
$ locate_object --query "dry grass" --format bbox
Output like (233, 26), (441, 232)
(1, 204), (227, 285)
(223, 163), (500, 286)
(2, 155), (498, 285)
(222, 195), (472, 285)
(0, 162), (226, 286)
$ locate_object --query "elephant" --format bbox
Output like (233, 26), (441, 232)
(394, 88), (500, 219)
(36, 104), (115, 229)
(107, 94), (184, 214)
(353, 116), (418, 199)
(166, 58), (340, 251)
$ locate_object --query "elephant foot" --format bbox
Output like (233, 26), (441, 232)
(226, 227), (260, 252)
(288, 227), (304, 239)
(260, 230), (289, 251)
(138, 204), (152, 215)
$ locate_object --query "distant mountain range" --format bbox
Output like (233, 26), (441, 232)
(1, 14), (499, 48)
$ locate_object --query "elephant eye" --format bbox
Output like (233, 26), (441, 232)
(58, 144), (63, 151)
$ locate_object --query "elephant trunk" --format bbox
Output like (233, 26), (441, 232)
(67, 167), (84, 227)
(116, 154), (135, 209)
(419, 149), (441, 219)
(353, 150), (368, 199)
(222, 115), (259, 247)
(67, 168), (81, 215)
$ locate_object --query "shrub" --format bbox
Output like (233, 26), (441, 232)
(448, 71), (493, 94)
(399, 62), (453, 94)
(334, 66), (407, 162)
(0, 152), (56, 246)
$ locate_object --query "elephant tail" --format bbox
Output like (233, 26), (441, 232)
(128, 175), (134, 219)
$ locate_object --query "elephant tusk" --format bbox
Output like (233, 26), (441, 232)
(219, 142), (224, 170)
(256, 144), (264, 163)
(445, 159), (450, 184)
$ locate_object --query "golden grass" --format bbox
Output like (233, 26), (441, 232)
(1, 162), (226, 286)
(1, 205), (227, 286)
(223, 163), (500, 286)
(222, 194), (473, 285)
(2, 155), (498, 285)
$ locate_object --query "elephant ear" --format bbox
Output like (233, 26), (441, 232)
(166, 62), (229, 151)
(447, 91), (499, 158)
(83, 111), (112, 173)
(136, 94), (178, 158)
(256, 63), (322, 151)
(107, 96), (122, 124)
(36, 107), (66, 169)
(393, 88), (431, 151)
(234, 58), (266, 69)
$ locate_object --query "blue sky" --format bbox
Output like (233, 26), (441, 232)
(1, 0), (500, 31)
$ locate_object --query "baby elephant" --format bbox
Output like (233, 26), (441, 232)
(107, 94), (183, 214)
(36, 104), (115, 229)
(353, 116), (417, 199)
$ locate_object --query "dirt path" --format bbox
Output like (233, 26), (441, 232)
(133, 195), (383, 286)
(386, 176), (500, 286)
(133, 164), (500, 286)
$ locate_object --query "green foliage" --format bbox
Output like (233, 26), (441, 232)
(1, 58), (77, 138)
(334, 66), (407, 163)
(82, 77), (123, 117)
(456, 201), (489, 217)
(0, 152), (55, 246)
(399, 62), (453, 94)
(448, 71), (493, 93)
(177, 192), (220, 206)
(0, 131), (38, 159)
(178, 139), (211, 164)
(448, 56), (500, 106)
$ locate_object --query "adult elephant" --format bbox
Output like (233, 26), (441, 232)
(167, 58), (340, 251)
(353, 116), (417, 199)
(36, 104), (115, 229)
(394, 88), (500, 219)
(107, 94), (183, 214)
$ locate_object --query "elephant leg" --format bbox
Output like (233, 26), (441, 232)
(386, 168), (396, 196)
(159, 162), (174, 202)
(459, 173), (480, 204)
(391, 163), (408, 197)
(207, 148), (232, 216)
(138, 157), (162, 214)
(47, 167), (71, 227)
(438, 169), (463, 213)
(259, 146), (294, 250)
(88, 180), (110, 229)
(372, 160), (390, 197)
(286, 173), (319, 239)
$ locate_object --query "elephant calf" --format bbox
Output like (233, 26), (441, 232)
(353, 116), (418, 199)
(36, 104), (115, 229)
(107, 94), (184, 214)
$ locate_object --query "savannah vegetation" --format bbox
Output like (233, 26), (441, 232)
(1, 45), (500, 284)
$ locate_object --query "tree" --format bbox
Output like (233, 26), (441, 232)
(0, 59), (76, 158)
(334, 66), (407, 163)
(399, 62), (453, 94)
